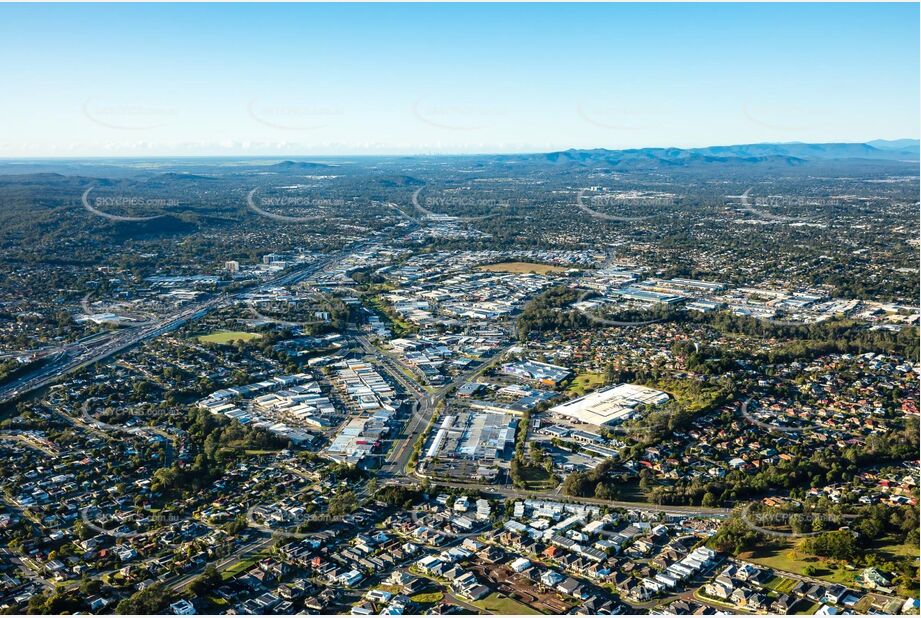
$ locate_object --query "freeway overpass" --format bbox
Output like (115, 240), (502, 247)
(0, 243), (370, 408)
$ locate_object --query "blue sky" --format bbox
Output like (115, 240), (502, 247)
(0, 3), (918, 156)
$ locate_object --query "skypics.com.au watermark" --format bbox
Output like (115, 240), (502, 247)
(571, 289), (668, 328)
(749, 196), (842, 208)
(80, 508), (186, 539)
(423, 196), (505, 209)
(81, 187), (174, 222)
(246, 504), (348, 539)
(735, 187), (816, 224)
(573, 188), (677, 223)
(82, 99), (178, 131)
(411, 187), (505, 222)
(247, 99), (344, 131)
(740, 398), (824, 434)
(740, 504), (859, 538)
(411, 99), (506, 132)
(246, 188), (337, 223)
(259, 197), (345, 208)
(94, 196), (180, 209)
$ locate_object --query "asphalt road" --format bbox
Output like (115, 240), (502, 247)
(356, 333), (730, 517)
(167, 534), (274, 593)
(355, 333), (513, 478)
(3, 237), (729, 604)
(0, 244), (369, 408)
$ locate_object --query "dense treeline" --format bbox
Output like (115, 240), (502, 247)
(711, 503), (919, 593)
(646, 420), (919, 507)
(518, 288), (918, 362)
(374, 485), (422, 509)
(692, 313), (919, 362)
(561, 458), (621, 500)
(516, 287), (587, 339)
(114, 584), (175, 614)
(150, 408), (286, 499)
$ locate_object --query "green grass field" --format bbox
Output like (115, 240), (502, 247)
(796, 601), (821, 615)
(566, 371), (605, 396)
(740, 542), (856, 586)
(367, 295), (416, 337)
(693, 589), (755, 614)
(197, 330), (262, 345)
(221, 558), (258, 580)
(614, 479), (653, 503)
(518, 465), (558, 490)
(206, 596), (229, 608)
(410, 592), (444, 604)
(868, 535), (917, 560)
(219, 548), (272, 581)
(473, 592), (541, 615)
(764, 575), (798, 594)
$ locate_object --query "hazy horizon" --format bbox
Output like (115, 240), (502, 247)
(1, 3), (918, 157)
(0, 137), (918, 162)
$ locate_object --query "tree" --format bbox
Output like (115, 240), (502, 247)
(328, 490), (357, 517)
(114, 584), (174, 615)
(801, 531), (858, 562)
(189, 565), (222, 597)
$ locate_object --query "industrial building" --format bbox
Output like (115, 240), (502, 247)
(610, 288), (684, 305)
(548, 383), (669, 426)
(424, 411), (517, 481)
(500, 359), (572, 386)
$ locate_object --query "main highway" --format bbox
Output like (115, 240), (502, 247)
(0, 243), (368, 408)
(352, 330), (515, 478)
(1, 232), (728, 529)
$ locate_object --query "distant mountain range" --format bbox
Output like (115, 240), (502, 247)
(270, 160), (333, 170)
(0, 141), (916, 176)
(511, 140), (920, 169)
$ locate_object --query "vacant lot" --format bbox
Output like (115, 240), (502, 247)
(763, 575), (798, 594)
(566, 371), (605, 396)
(197, 330), (263, 345)
(478, 261), (568, 275)
(518, 465), (557, 490)
(410, 592), (443, 604)
(739, 542), (856, 586)
(473, 592), (542, 615)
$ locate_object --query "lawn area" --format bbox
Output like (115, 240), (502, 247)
(796, 601), (821, 615)
(693, 589), (754, 614)
(220, 549), (272, 581)
(221, 558), (258, 580)
(206, 596), (229, 609)
(868, 534), (918, 560)
(473, 592), (541, 615)
(410, 592), (444, 604)
(763, 575), (798, 594)
(197, 330), (262, 345)
(518, 465), (558, 490)
(739, 541), (856, 586)
(645, 376), (728, 413)
(477, 261), (569, 275)
(867, 536), (921, 596)
(566, 371), (605, 396)
(615, 479), (653, 503)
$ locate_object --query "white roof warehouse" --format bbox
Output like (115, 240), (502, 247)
(549, 383), (669, 426)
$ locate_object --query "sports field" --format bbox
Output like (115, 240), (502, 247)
(197, 331), (262, 345)
(477, 261), (568, 275)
